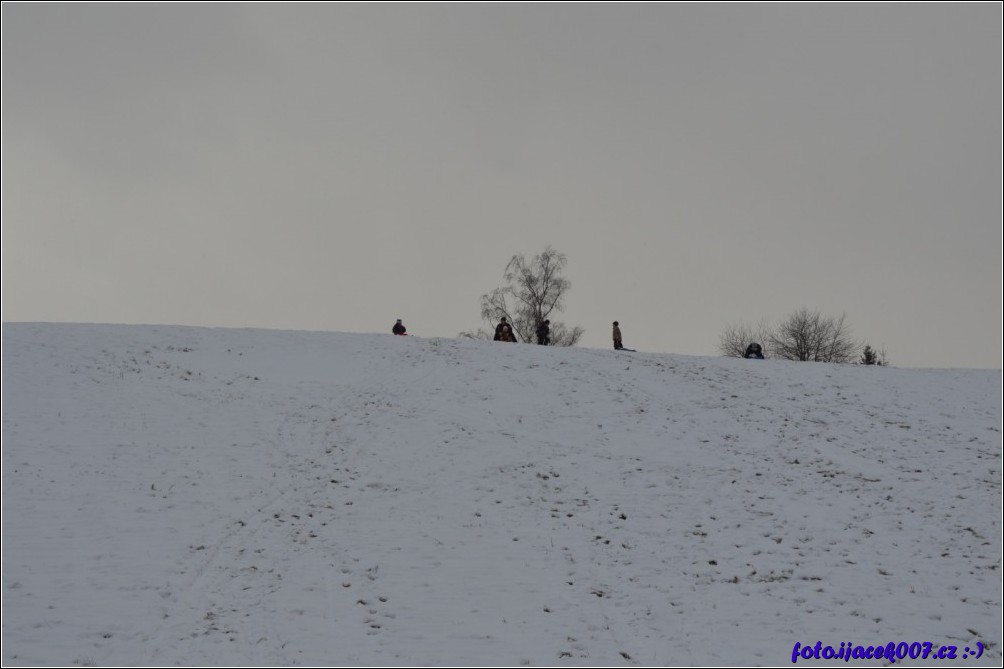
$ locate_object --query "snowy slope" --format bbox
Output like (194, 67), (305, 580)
(2, 323), (1000, 667)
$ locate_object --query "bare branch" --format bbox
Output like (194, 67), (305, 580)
(769, 308), (860, 363)
(718, 320), (772, 358)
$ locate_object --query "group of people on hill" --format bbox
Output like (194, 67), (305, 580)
(396, 316), (627, 350)
(393, 317), (764, 358)
(499, 317), (628, 350)
(493, 317), (552, 345)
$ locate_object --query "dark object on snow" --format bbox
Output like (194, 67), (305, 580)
(393, 319), (407, 335)
(612, 321), (624, 350)
(536, 320), (551, 345)
(744, 342), (764, 359)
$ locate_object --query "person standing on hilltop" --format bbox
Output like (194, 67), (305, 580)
(536, 320), (551, 346)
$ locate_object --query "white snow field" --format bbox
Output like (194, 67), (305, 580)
(2, 323), (1000, 667)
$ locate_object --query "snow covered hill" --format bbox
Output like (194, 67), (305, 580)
(2, 323), (1000, 666)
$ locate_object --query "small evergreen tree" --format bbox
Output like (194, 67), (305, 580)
(860, 345), (889, 366)
(861, 345), (878, 365)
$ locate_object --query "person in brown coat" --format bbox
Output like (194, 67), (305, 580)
(612, 321), (623, 350)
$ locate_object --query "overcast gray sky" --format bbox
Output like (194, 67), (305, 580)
(3, 3), (1001, 369)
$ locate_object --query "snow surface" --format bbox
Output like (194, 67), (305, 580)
(2, 323), (1001, 667)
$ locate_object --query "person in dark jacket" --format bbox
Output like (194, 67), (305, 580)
(393, 319), (407, 335)
(536, 320), (551, 345)
(612, 321), (623, 350)
(494, 317), (517, 343)
(493, 317), (507, 341)
(744, 342), (764, 359)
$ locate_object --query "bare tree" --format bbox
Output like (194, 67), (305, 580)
(769, 308), (859, 363)
(460, 246), (584, 346)
(718, 320), (773, 358)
